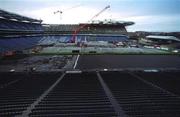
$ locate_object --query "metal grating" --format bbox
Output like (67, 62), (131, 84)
(0, 72), (60, 117)
(135, 71), (180, 96)
(1, 71), (180, 117)
(101, 71), (180, 117)
(0, 73), (22, 88)
(30, 72), (117, 117)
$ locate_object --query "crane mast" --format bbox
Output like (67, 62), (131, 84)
(70, 5), (110, 43)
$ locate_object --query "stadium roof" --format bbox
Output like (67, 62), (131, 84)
(0, 9), (42, 23)
(82, 19), (134, 26)
(146, 35), (180, 42)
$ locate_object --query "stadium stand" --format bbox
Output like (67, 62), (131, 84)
(79, 23), (128, 35)
(29, 73), (117, 116)
(0, 9), (43, 34)
(1, 5), (180, 117)
(0, 36), (42, 54)
(1, 71), (180, 116)
(43, 24), (78, 33)
(38, 34), (128, 44)
(0, 9), (132, 56)
(101, 71), (180, 117)
(135, 71), (180, 96)
(37, 35), (72, 45)
(0, 72), (61, 116)
(145, 35), (180, 45)
(87, 35), (128, 42)
(0, 35), (129, 55)
(43, 21), (132, 35)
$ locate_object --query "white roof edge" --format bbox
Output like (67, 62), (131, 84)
(146, 35), (180, 41)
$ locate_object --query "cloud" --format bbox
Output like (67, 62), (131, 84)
(19, 4), (139, 24)
(124, 14), (180, 32)
(20, 5), (112, 24)
(10, 2), (180, 32)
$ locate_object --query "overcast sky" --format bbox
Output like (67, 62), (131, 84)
(0, 0), (180, 32)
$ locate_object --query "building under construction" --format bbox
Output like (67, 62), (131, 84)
(1, 8), (180, 117)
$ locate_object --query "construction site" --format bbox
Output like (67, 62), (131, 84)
(1, 2), (180, 117)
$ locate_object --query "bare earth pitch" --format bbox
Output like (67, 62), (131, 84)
(76, 55), (180, 70)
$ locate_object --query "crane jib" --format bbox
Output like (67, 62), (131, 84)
(71, 5), (111, 43)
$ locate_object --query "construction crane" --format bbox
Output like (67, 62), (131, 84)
(54, 4), (82, 21)
(54, 10), (63, 20)
(70, 5), (110, 43)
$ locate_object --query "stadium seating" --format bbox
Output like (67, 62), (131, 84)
(0, 9), (43, 32)
(0, 36), (42, 53)
(1, 71), (180, 116)
(29, 73), (117, 116)
(0, 19), (43, 31)
(43, 24), (78, 32)
(135, 71), (180, 96)
(88, 35), (128, 42)
(38, 35), (72, 45)
(43, 24), (128, 35)
(101, 71), (180, 117)
(0, 72), (60, 116)
(0, 35), (128, 54)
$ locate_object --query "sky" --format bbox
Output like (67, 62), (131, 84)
(0, 0), (180, 32)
